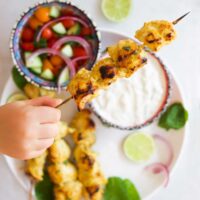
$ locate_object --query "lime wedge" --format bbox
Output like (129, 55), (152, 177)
(102, 0), (132, 22)
(7, 92), (28, 103)
(123, 132), (155, 162)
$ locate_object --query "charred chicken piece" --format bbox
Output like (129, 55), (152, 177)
(54, 181), (83, 200)
(26, 151), (47, 181)
(67, 68), (99, 110)
(135, 20), (176, 51)
(108, 39), (147, 78)
(49, 139), (71, 163)
(48, 162), (77, 185)
(91, 57), (118, 88)
(70, 109), (96, 146)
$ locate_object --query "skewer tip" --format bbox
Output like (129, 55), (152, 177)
(172, 11), (191, 25)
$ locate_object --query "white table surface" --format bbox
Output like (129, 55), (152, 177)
(0, 0), (200, 199)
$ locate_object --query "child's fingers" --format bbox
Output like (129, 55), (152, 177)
(34, 106), (61, 123)
(28, 96), (63, 107)
(24, 149), (47, 160)
(35, 138), (54, 151)
(38, 123), (59, 139)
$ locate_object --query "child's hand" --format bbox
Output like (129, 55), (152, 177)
(0, 96), (62, 160)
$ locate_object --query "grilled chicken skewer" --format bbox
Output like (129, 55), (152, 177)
(70, 110), (107, 200)
(57, 12), (190, 109)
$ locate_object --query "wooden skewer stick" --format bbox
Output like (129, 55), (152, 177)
(56, 12), (191, 109)
(56, 96), (73, 108)
(172, 11), (191, 25)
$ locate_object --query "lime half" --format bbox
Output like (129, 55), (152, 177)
(7, 92), (28, 103)
(102, 0), (132, 22)
(123, 132), (155, 162)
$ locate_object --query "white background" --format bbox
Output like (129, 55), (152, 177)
(0, 0), (200, 199)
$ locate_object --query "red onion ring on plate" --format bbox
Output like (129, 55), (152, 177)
(52, 36), (92, 57)
(36, 16), (88, 42)
(153, 134), (174, 168)
(145, 162), (169, 187)
(28, 48), (76, 77)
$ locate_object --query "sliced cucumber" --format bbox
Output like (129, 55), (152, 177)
(41, 69), (54, 80)
(50, 6), (60, 18)
(52, 23), (67, 35)
(7, 92), (28, 103)
(25, 52), (43, 68)
(58, 67), (70, 86)
(68, 23), (81, 35)
(30, 67), (42, 75)
(61, 44), (73, 57)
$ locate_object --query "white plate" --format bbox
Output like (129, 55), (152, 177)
(0, 30), (187, 200)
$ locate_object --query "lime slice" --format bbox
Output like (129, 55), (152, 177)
(102, 0), (131, 22)
(123, 132), (155, 162)
(7, 92), (28, 103)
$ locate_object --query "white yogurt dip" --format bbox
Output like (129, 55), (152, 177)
(91, 53), (169, 129)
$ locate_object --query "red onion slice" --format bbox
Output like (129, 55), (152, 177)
(153, 134), (174, 168)
(145, 163), (169, 187)
(72, 55), (90, 64)
(52, 36), (92, 57)
(36, 16), (88, 42)
(28, 48), (76, 77)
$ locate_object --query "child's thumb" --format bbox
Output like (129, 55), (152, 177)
(29, 96), (63, 107)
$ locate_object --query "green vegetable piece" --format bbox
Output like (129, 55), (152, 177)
(158, 103), (188, 130)
(50, 6), (61, 18)
(68, 23), (81, 35)
(12, 67), (27, 90)
(34, 38), (47, 48)
(35, 173), (54, 200)
(104, 177), (141, 200)
(52, 23), (67, 35)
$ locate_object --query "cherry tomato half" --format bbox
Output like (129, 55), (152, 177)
(35, 7), (50, 23)
(81, 27), (93, 36)
(43, 59), (54, 70)
(48, 38), (57, 48)
(42, 28), (53, 40)
(28, 17), (43, 30)
(50, 55), (65, 67)
(21, 27), (34, 42)
(73, 46), (87, 57)
(62, 19), (75, 29)
(21, 42), (35, 51)
(61, 8), (74, 16)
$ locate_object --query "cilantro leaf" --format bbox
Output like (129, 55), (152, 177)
(104, 177), (140, 200)
(158, 103), (188, 130)
(35, 173), (54, 200)
(12, 67), (27, 90)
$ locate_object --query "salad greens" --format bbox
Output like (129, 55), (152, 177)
(158, 103), (188, 130)
(104, 177), (141, 200)
(35, 173), (54, 200)
(12, 67), (27, 90)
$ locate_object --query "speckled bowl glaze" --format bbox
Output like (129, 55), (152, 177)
(10, 0), (101, 90)
(90, 46), (172, 131)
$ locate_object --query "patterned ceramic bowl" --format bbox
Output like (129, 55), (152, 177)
(90, 47), (171, 130)
(10, 0), (101, 90)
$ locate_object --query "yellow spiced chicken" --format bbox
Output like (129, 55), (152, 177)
(47, 162), (77, 185)
(135, 20), (176, 51)
(26, 151), (48, 181)
(107, 39), (147, 77)
(67, 68), (99, 110)
(54, 181), (83, 200)
(70, 110), (107, 200)
(70, 109), (96, 146)
(91, 57), (118, 88)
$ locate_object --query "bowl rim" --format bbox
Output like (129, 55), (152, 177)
(89, 30), (172, 130)
(10, 0), (101, 90)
